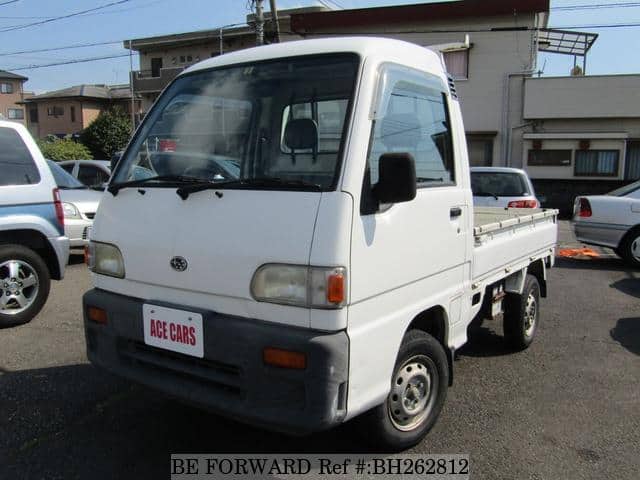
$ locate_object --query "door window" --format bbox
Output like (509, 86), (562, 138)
(367, 67), (455, 188)
(0, 127), (40, 186)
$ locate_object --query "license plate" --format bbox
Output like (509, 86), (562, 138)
(143, 304), (203, 358)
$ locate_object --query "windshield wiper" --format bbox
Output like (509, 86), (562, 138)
(107, 175), (204, 196)
(476, 191), (500, 200)
(176, 177), (323, 200)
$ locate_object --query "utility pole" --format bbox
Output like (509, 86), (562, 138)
(254, 0), (264, 46)
(269, 0), (280, 43)
(128, 40), (135, 128)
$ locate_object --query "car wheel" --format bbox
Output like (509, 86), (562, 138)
(0, 245), (51, 328)
(357, 330), (449, 451)
(620, 228), (640, 269)
(503, 274), (540, 351)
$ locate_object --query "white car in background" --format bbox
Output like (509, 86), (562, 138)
(471, 167), (539, 208)
(573, 180), (640, 267)
(58, 159), (111, 189)
(47, 160), (102, 248)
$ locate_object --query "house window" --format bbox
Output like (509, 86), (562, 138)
(29, 107), (38, 123)
(8, 108), (24, 120)
(70, 106), (76, 123)
(443, 50), (469, 80)
(575, 150), (619, 176)
(0, 82), (13, 94)
(528, 149), (572, 166)
(47, 106), (64, 117)
(186, 55), (192, 62)
(467, 135), (494, 166)
(180, 55), (186, 63)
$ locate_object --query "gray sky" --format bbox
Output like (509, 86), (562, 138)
(1, 0), (638, 93)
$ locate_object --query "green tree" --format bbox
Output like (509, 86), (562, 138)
(80, 106), (132, 159)
(36, 137), (93, 161)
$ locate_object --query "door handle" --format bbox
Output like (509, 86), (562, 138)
(450, 207), (462, 218)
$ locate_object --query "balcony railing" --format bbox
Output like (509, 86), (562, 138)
(131, 66), (183, 93)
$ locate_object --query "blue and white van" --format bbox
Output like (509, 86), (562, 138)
(0, 120), (69, 327)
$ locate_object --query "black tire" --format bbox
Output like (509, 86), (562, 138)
(503, 274), (540, 351)
(619, 228), (640, 269)
(0, 245), (51, 328)
(357, 330), (449, 451)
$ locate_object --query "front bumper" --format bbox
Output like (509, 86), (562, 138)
(65, 218), (92, 247)
(83, 289), (349, 435)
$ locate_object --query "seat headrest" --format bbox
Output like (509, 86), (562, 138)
(284, 118), (318, 151)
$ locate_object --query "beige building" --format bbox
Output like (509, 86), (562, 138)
(125, 6), (322, 114)
(22, 84), (139, 139)
(124, 0), (640, 212)
(0, 70), (30, 125)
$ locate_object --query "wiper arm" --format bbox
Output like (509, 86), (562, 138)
(107, 175), (203, 196)
(176, 177), (322, 200)
(476, 191), (500, 200)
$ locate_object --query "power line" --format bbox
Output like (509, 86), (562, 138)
(0, 40), (122, 57)
(10, 53), (130, 71)
(0, 0), (20, 6)
(0, 0), (132, 33)
(552, 2), (640, 11)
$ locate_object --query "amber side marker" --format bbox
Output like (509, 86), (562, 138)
(263, 347), (307, 370)
(87, 306), (108, 324)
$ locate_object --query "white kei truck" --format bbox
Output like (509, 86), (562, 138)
(83, 37), (558, 450)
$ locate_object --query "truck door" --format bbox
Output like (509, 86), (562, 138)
(351, 65), (468, 321)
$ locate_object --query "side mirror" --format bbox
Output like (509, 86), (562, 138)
(373, 152), (417, 204)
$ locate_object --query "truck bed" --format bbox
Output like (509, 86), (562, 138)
(473, 207), (559, 282)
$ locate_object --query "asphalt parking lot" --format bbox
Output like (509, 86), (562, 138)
(1, 221), (638, 480)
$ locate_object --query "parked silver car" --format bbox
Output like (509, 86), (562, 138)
(471, 167), (539, 208)
(573, 180), (640, 267)
(47, 161), (102, 248)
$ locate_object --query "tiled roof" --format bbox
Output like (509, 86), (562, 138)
(23, 84), (132, 102)
(0, 70), (28, 81)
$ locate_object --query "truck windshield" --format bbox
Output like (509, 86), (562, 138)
(114, 53), (359, 191)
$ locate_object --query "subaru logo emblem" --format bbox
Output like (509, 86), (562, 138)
(170, 256), (188, 272)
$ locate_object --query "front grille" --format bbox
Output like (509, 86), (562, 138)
(117, 339), (244, 397)
(85, 212), (95, 219)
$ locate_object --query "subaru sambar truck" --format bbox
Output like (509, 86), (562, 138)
(83, 37), (558, 450)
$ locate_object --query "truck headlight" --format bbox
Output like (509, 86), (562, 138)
(251, 264), (346, 309)
(87, 241), (125, 278)
(62, 202), (82, 219)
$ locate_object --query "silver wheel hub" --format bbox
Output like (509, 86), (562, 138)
(388, 356), (438, 431)
(631, 236), (640, 261)
(524, 292), (537, 337)
(0, 260), (39, 315)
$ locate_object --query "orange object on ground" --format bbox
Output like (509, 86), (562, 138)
(558, 247), (600, 258)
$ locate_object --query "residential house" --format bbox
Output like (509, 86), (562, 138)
(0, 70), (30, 125)
(22, 84), (140, 139)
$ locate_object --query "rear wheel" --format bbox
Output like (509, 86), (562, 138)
(358, 330), (448, 451)
(0, 245), (50, 328)
(619, 228), (640, 269)
(503, 274), (540, 350)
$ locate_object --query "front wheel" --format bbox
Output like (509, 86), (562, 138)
(0, 245), (51, 328)
(358, 330), (449, 451)
(503, 274), (540, 350)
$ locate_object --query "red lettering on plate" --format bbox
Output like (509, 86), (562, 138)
(176, 324), (184, 343)
(150, 319), (157, 337)
(169, 323), (176, 341)
(161, 321), (168, 339)
(188, 326), (196, 346)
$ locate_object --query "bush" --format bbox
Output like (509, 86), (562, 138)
(36, 137), (92, 161)
(80, 107), (132, 159)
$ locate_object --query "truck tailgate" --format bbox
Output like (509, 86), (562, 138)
(473, 207), (558, 281)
